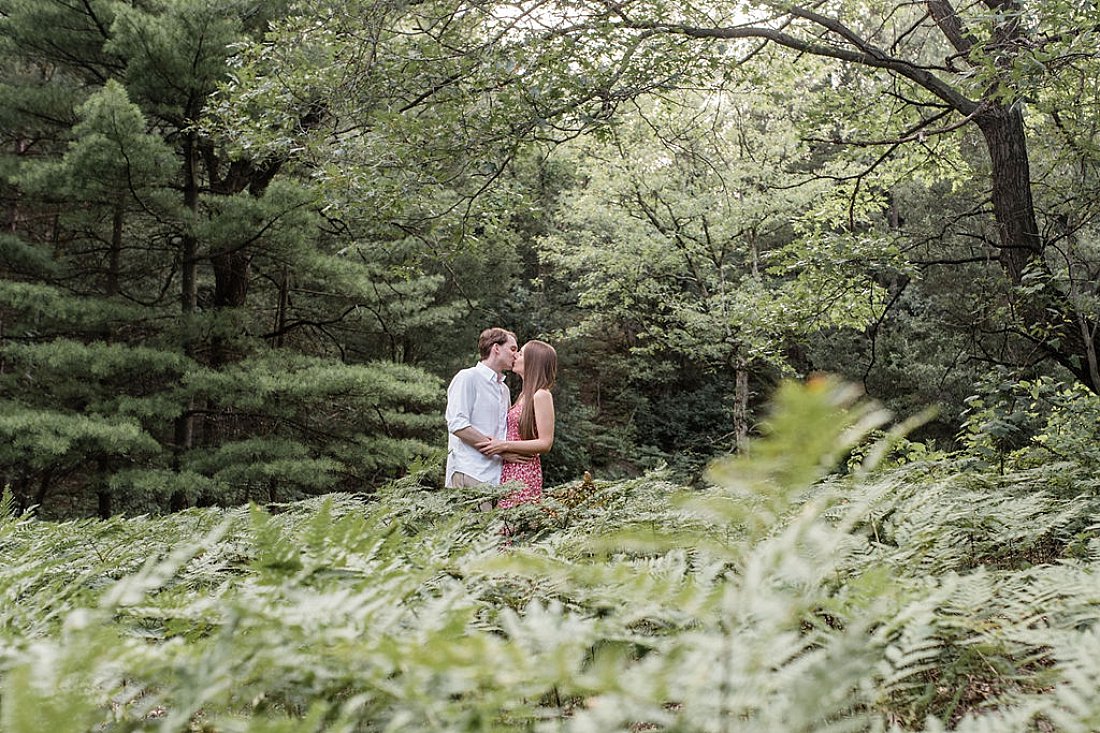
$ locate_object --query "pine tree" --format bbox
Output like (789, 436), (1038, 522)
(0, 0), (444, 517)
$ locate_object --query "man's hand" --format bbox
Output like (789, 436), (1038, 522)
(501, 451), (534, 464)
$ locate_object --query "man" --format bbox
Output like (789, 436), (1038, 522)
(444, 327), (518, 488)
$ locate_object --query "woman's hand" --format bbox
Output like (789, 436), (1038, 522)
(475, 437), (511, 456)
(475, 439), (532, 462)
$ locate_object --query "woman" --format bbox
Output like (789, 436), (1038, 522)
(478, 339), (557, 507)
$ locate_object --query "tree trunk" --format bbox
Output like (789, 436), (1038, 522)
(209, 249), (250, 366)
(97, 489), (112, 519)
(95, 457), (112, 519)
(205, 156), (281, 365)
(977, 105), (1100, 392)
(107, 199), (123, 297)
(273, 265), (290, 348)
(180, 134), (199, 314)
(732, 356), (750, 453)
(171, 133), (200, 512)
(975, 105), (1043, 282)
(34, 469), (52, 510)
(212, 250), (251, 308)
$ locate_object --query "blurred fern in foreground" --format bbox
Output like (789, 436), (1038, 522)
(1, 379), (1099, 731)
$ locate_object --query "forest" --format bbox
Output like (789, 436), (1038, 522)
(1, 0), (1099, 730)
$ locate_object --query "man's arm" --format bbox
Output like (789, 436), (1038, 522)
(445, 370), (482, 440)
(452, 425), (490, 447)
(455, 428), (529, 463)
(447, 367), (518, 456)
(478, 390), (555, 456)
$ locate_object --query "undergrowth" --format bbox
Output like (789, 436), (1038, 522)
(1, 379), (1099, 732)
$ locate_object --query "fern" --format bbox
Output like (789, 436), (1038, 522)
(1, 379), (1100, 731)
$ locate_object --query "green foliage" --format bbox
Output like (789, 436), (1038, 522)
(1028, 384), (1100, 469)
(542, 90), (887, 372)
(0, 336), (443, 514)
(1, 340), (189, 414)
(1, 380), (1099, 731)
(3, 0), (1098, 527)
(16, 80), (176, 203)
(184, 353), (443, 484)
(0, 404), (160, 469)
(0, 0), (455, 516)
(960, 371), (1100, 471)
(0, 282), (146, 331)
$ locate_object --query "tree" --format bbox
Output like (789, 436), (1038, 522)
(542, 89), (888, 451)
(495, 0), (1100, 391)
(215, 0), (1100, 475)
(0, 0), (445, 516)
(211, 0), (539, 370)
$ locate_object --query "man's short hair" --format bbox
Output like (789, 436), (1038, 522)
(478, 327), (516, 360)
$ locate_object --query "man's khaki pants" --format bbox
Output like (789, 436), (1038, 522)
(449, 472), (493, 511)
(448, 471), (483, 488)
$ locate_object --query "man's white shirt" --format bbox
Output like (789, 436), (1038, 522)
(445, 361), (509, 485)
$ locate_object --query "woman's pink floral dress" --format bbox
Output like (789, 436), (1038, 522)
(498, 401), (542, 507)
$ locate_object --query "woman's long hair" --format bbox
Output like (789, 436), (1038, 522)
(517, 340), (557, 440)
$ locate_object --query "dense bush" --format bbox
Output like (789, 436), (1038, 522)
(2, 380), (1099, 731)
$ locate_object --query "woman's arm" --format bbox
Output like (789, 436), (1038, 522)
(478, 390), (555, 456)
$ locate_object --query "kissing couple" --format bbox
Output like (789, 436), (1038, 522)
(444, 327), (557, 507)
